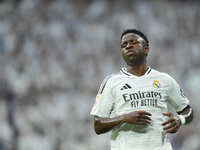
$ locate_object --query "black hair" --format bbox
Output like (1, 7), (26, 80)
(121, 29), (149, 47)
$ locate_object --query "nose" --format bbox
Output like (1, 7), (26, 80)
(126, 42), (133, 49)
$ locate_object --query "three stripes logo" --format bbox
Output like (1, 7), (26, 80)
(121, 84), (132, 90)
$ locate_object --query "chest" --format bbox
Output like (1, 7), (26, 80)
(110, 76), (170, 114)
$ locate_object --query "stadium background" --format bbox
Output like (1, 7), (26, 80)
(0, 0), (200, 150)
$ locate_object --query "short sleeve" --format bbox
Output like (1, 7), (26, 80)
(90, 77), (114, 118)
(167, 75), (189, 112)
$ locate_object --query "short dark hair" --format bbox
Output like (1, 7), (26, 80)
(121, 29), (149, 47)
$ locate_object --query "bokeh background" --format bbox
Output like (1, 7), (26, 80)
(0, 0), (200, 150)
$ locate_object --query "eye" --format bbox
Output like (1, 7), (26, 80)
(121, 42), (127, 48)
(131, 40), (137, 44)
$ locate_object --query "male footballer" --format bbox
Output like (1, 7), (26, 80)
(90, 29), (193, 150)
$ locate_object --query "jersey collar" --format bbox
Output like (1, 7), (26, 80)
(120, 67), (152, 77)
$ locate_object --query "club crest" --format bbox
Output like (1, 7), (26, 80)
(153, 80), (161, 89)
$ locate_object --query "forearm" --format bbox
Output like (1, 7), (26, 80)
(94, 115), (125, 135)
(94, 110), (152, 134)
(177, 105), (193, 125)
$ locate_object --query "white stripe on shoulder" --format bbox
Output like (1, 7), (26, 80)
(98, 71), (121, 94)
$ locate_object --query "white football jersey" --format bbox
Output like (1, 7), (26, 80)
(90, 67), (189, 150)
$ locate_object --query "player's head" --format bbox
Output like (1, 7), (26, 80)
(120, 29), (149, 66)
(121, 29), (149, 47)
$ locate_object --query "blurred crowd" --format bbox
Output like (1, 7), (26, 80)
(0, 0), (200, 150)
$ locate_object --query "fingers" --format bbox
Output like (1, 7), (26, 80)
(163, 123), (180, 133)
(163, 121), (176, 130)
(161, 112), (173, 126)
(162, 113), (181, 133)
(138, 111), (152, 123)
(136, 111), (152, 126)
(125, 110), (152, 126)
(142, 116), (152, 121)
(162, 112), (170, 116)
(137, 118), (151, 126)
(162, 118), (172, 126)
(138, 110), (152, 116)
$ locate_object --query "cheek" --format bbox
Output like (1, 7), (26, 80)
(121, 49), (125, 55)
(121, 50), (127, 60)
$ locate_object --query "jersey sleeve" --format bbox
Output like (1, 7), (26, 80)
(167, 75), (189, 112)
(90, 77), (114, 118)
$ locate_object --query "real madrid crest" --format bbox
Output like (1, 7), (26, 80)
(153, 80), (161, 89)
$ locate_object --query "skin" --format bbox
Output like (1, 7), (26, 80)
(94, 33), (193, 135)
(120, 33), (149, 76)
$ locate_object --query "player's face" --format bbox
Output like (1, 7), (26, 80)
(121, 33), (148, 66)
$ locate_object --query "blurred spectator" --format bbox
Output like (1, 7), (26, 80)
(0, 0), (199, 150)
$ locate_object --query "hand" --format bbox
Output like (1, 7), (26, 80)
(123, 110), (152, 126)
(162, 112), (181, 133)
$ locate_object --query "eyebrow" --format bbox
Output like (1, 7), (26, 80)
(121, 39), (138, 44)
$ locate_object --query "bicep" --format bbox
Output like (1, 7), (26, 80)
(168, 76), (189, 112)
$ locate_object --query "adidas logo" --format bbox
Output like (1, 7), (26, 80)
(121, 84), (132, 90)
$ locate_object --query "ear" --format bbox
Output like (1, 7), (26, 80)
(144, 47), (149, 56)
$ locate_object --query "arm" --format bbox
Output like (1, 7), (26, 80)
(94, 110), (152, 135)
(162, 105), (193, 133)
(94, 115), (124, 135)
(177, 104), (193, 124)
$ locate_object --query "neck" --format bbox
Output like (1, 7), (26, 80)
(126, 61), (148, 76)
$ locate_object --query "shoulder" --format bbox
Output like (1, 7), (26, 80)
(103, 71), (123, 82)
(151, 69), (173, 78)
(98, 71), (122, 94)
(151, 69), (178, 86)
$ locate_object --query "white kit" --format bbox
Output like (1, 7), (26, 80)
(91, 67), (189, 150)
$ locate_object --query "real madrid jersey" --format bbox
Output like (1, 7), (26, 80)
(90, 67), (189, 150)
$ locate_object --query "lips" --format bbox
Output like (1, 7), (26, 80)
(126, 50), (135, 56)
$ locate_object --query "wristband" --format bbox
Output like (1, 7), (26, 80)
(177, 115), (186, 125)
